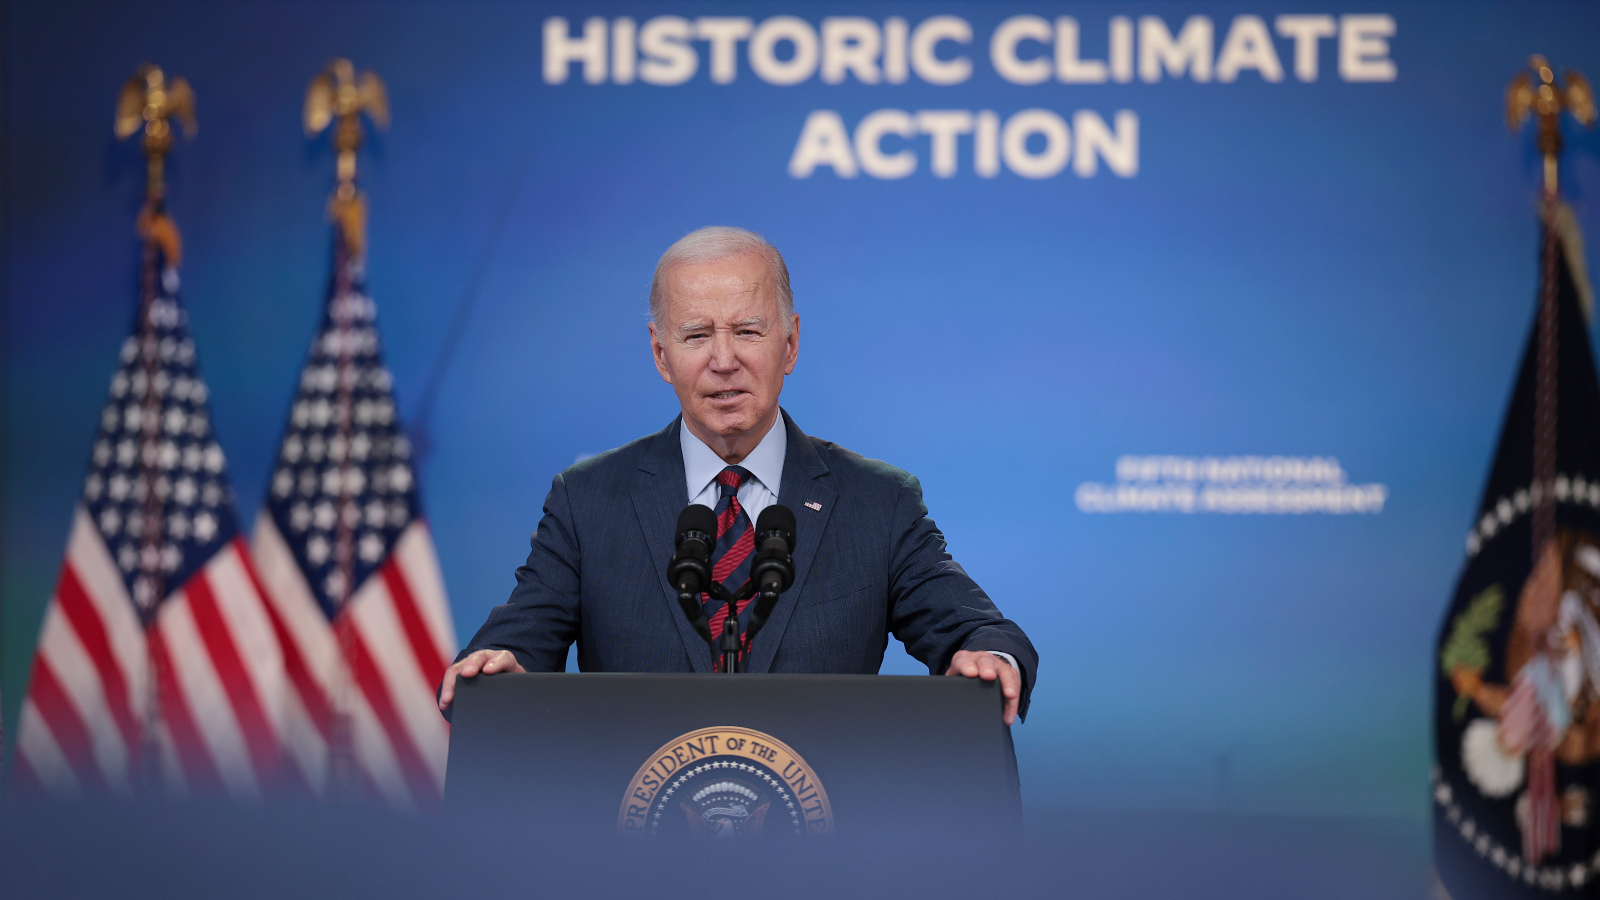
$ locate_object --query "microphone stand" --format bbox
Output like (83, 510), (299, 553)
(718, 617), (742, 674)
(716, 582), (757, 674)
(715, 580), (784, 674)
(680, 580), (751, 674)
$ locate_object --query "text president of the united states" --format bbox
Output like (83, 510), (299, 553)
(438, 227), (1037, 724)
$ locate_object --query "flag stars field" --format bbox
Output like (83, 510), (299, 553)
(262, 259), (423, 619)
(81, 294), (238, 616)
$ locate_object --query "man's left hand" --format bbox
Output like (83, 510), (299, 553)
(945, 650), (1020, 725)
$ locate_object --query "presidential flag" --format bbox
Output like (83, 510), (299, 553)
(12, 219), (287, 798)
(252, 229), (456, 808)
(1435, 202), (1600, 897)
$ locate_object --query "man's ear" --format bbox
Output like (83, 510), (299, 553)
(783, 313), (800, 375)
(650, 322), (674, 384)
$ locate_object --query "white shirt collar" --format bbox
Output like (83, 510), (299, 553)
(680, 413), (787, 503)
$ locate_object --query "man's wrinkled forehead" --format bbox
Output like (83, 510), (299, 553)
(659, 259), (780, 325)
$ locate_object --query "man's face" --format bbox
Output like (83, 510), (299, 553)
(650, 251), (799, 448)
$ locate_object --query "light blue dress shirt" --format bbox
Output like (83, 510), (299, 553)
(681, 415), (785, 520)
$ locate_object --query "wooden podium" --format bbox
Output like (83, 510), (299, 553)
(445, 673), (1021, 839)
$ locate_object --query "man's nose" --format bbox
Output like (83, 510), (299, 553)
(708, 331), (740, 371)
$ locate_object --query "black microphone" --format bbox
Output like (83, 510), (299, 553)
(744, 505), (796, 647)
(669, 505), (718, 643)
(750, 505), (796, 594)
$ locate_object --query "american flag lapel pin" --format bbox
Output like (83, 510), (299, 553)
(804, 501), (822, 511)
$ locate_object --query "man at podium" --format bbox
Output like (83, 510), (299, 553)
(438, 227), (1036, 724)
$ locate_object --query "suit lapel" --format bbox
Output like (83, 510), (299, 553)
(746, 410), (834, 674)
(631, 417), (713, 672)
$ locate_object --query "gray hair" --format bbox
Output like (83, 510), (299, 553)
(649, 226), (794, 332)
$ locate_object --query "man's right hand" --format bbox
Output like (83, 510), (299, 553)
(438, 649), (525, 712)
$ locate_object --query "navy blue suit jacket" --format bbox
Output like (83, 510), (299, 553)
(458, 411), (1038, 718)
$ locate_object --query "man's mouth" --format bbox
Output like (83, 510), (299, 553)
(707, 390), (746, 401)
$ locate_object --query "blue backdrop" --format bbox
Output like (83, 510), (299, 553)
(5, 0), (1600, 827)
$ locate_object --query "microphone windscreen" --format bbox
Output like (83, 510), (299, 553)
(676, 504), (718, 544)
(755, 504), (796, 549)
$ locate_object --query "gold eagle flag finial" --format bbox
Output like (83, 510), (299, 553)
(116, 64), (195, 264)
(305, 58), (389, 255)
(1507, 55), (1596, 197)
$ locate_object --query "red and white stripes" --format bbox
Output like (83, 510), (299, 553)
(14, 509), (286, 798)
(253, 514), (455, 808)
(15, 508), (457, 809)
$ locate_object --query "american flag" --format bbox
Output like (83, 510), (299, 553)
(13, 234), (287, 798)
(252, 231), (456, 808)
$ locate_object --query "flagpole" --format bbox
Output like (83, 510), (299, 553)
(114, 64), (196, 794)
(1532, 205), (1559, 561)
(305, 58), (389, 799)
(330, 233), (359, 798)
(1507, 56), (1596, 561)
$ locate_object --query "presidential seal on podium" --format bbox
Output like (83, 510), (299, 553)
(618, 727), (833, 837)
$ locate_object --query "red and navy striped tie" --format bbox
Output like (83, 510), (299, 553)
(705, 465), (755, 669)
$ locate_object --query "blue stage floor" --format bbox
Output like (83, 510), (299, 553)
(0, 800), (1432, 898)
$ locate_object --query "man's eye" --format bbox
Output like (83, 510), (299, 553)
(684, 333), (709, 342)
